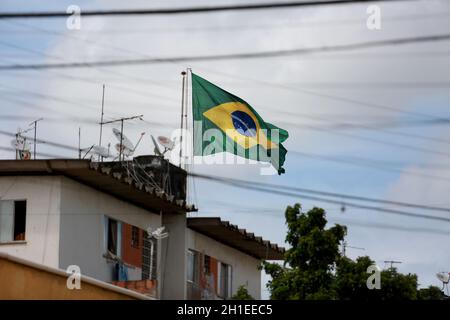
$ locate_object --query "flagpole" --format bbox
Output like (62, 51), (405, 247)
(179, 71), (187, 168)
(184, 68), (190, 168)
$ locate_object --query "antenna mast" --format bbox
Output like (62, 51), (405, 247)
(98, 84), (106, 162)
(101, 114), (143, 161)
(342, 241), (365, 257)
(384, 260), (402, 270)
(29, 117), (43, 160)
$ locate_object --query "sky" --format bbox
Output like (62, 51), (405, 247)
(1, 0), (450, 298)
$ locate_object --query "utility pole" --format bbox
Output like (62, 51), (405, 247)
(29, 118), (43, 160)
(342, 241), (365, 257)
(101, 114), (143, 161)
(384, 260), (402, 270)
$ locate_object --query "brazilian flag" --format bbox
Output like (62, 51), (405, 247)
(191, 73), (289, 174)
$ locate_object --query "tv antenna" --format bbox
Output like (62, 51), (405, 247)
(98, 84), (106, 161)
(101, 114), (143, 161)
(29, 118), (43, 160)
(384, 260), (402, 270)
(436, 272), (450, 296)
(342, 241), (365, 257)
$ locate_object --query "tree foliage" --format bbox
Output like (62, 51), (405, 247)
(231, 285), (255, 300)
(263, 203), (442, 300)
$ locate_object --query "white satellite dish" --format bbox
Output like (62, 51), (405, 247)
(115, 143), (134, 157)
(157, 136), (174, 151)
(437, 272), (450, 284)
(112, 128), (134, 151)
(151, 135), (163, 156)
(91, 145), (111, 158)
(151, 135), (174, 156)
(82, 144), (111, 159)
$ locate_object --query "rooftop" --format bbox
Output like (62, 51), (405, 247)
(187, 217), (285, 260)
(0, 158), (196, 214)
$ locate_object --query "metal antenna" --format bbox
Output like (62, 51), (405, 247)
(29, 117), (43, 160)
(342, 241), (365, 257)
(384, 260), (402, 270)
(78, 127), (81, 159)
(98, 84), (106, 162)
(101, 114), (143, 161)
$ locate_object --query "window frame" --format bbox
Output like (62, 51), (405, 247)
(0, 199), (27, 244)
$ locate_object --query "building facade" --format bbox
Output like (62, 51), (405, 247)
(0, 158), (284, 299)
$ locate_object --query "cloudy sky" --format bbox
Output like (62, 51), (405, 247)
(1, 0), (450, 297)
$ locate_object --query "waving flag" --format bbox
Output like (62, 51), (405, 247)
(192, 73), (288, 174)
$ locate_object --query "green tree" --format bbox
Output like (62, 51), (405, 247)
(263, 204), (346, 299)
(231, 285), (255, 300)
(417, 286), (446, 300)
(263, 203), (428, 300)
(334, 257), (418, 300)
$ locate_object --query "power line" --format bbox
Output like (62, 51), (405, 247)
(0, 146), (65, 158)
(289, 150), (450, 183)
(3, 10), (448, 34)
(1, 33), (450, 70)
(0, 0), (416, 19)
(0, 129), (79, 151)
(189, 172), (450, 213)
(188, 172), (450, 224)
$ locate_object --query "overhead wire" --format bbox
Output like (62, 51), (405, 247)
(0, 1), (418, 19)
(2, 33), (450, 70)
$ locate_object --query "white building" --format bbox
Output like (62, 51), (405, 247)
(0, 157), (284, 299)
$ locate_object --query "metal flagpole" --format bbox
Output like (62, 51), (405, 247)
(184, 68), (190, 169)
(179, 71), (187, 167)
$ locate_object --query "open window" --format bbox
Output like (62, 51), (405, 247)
(218, 262), (232, 299)
(106, 217), (120, 256)
(0, 200), (26, 243)
(131, 225), (140, 249)
(187, 249), (200, 284)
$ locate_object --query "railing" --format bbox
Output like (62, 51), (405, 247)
(186, 281), (219, 300)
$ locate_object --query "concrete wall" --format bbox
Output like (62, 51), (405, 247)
(58, 177), (161, 283)
(0, 253), (148, 300)
(187, 229), (262, 299)
(161, 211), (187, 299)
(0, 176), (61, 268)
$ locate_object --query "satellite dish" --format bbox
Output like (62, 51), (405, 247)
(115, 143), (134, 157)
(112, 128), (134, 151)
(91, 145), (110, 158)
(151, 135), (174, 156)
(151, 135), (163, 156)
(157, 136), (174, 151)
(437, 272), (450, 284)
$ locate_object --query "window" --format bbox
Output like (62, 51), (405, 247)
(0, 200), (26, 243)
(187, 250), (200, 284)
(142, 232), (157, 280)
(131, 226), (140, 248)
(107, 218), (118, 255)
(204, 255), (211, 275)
(218, 262), (232, 299)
